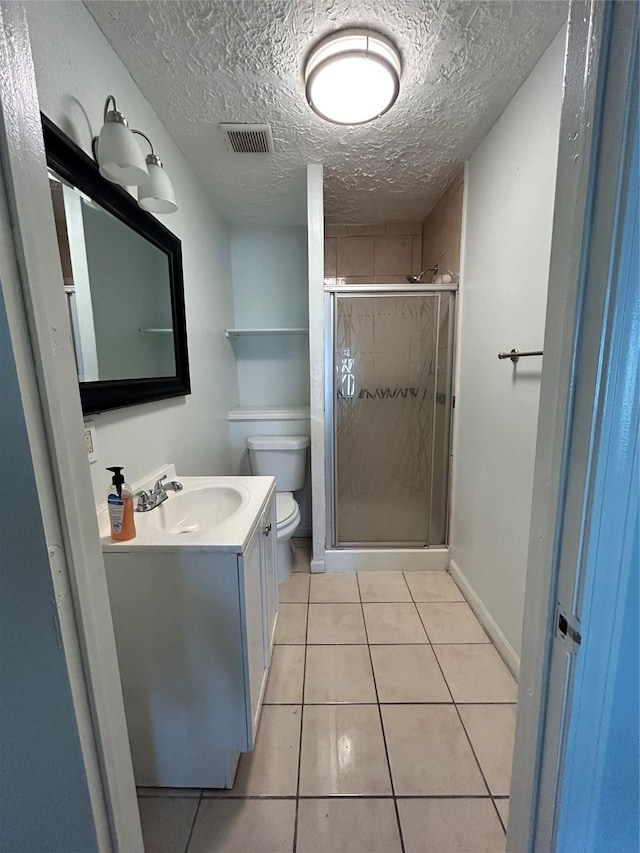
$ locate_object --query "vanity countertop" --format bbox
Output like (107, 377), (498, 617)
(98, 465), (275, 554)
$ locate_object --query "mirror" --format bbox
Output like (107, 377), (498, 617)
(43, 114), (190, 415)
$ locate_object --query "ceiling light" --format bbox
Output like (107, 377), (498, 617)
(94, 96), (149, 186)
(304, 29), (401, 125)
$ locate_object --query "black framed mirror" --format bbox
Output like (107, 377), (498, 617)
(42, 114), (190, 415)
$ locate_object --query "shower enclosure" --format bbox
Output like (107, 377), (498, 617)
(328, 288), (456, 548)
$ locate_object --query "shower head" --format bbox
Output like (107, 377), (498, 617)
(406, 264), (438, 284)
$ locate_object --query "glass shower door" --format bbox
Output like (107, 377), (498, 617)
(333, 292), (453, 547)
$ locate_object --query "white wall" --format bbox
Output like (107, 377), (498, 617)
(229, 226), (309, 407)
(230, 227), (308, 329)
(228, 226), (311, 532)
(25, 2), (239, 504)
(451, 29), (566, 662)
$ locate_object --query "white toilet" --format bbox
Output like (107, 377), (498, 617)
(247, 435), (310, 584)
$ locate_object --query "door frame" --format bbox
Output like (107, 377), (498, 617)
(0, 4), (142, 850)
(0, 1), (628, 849)
(508, 1), (638, 849)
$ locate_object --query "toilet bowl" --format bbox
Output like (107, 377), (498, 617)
(247, 435), (309, 584)
(275, 492), (302, 583)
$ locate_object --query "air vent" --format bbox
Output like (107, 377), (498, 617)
(220, 123), (274, 154)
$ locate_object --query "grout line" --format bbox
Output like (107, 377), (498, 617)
(292, 576), (310, 853)
(278, 640), (497, 647)
(198, 792), (508, 801)
(421, 574), (514, 807)
(265, 700), (516, 707)
(420, 603), (508, 804)
(269, 700), (455, 706)
(492, 797), (508, 835)
(136, 790), (202, 798)
(182, 793), (203, 853)
(413, 598), (432, 643)
(355, 573), (407, 853)
(304, 640), (433, 645)
(264, 700), (517, 704)
(423, 618), (493, 796)
(452, 703), (494, 797)
(412, 589), (504, 801)
(404, 572), (465, 607)
(415, 607), (455, 702)
(305, 598), (466, 605)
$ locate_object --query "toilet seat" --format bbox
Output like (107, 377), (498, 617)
(276, 492), (298, 527)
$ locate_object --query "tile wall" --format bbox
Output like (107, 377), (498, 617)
(324, 222), (423, 284)
(421, 168), (464, 278)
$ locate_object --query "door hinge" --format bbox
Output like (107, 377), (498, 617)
(556, 603), (582, 653)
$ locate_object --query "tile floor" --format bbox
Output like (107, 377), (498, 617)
(138, 545), (517, 852)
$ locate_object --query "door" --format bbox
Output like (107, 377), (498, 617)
(509, 3), (639, 849)
(260, 494), (277, 663)
(240, 527), (266, 745)
(553, 25), (639, 849)
(332, 291), (455, 547)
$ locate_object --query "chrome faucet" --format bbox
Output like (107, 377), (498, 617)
(135, 474), (183, 512)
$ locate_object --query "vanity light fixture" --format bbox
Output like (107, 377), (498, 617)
(92, 96), (178, 213)
(133, 130), (178, 214)
(94, 95), (148, 186)
(304, 29), (401, 125)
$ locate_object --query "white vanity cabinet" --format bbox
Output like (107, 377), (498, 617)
(238, 496), (277, 741)
(103, 480), (277, 789)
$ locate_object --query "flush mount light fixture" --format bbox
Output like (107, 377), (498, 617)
(92, 95), (177, 213)
(304, 29), (401, 125)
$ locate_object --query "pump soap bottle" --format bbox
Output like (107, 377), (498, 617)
(106, 466), (136, 542)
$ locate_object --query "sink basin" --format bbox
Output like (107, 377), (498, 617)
(99, 469), (275, 552)
(143, 484), (246, 535)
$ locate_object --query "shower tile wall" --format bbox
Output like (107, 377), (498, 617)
(324, 221), (423, 285)
(421, 168), (464, 278)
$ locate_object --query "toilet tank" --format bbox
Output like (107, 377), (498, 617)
(247, 435), (310, 492)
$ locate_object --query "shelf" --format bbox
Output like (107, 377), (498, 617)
(225, 327), (309, 339)
(139, 328), (173, 335)
(228, 405), (311, 422)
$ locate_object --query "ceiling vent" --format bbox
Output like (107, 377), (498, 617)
(220, 123), (274, 154)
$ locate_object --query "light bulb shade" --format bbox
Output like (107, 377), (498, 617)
(305, 29), (401, 125)
(97, 114), (149, 186)
(138, 156), (177, 214)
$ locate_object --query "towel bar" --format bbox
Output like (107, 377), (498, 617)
(498, 348), (543, 364)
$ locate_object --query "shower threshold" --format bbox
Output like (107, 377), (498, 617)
(323, 547), (449, 574)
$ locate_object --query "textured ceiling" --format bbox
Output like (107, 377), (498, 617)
(86, 1), (567, 226)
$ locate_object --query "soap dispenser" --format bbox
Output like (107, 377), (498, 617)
(106, 466), (136, 542)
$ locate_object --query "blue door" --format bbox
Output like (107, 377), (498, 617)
(555, 46), (639, 850)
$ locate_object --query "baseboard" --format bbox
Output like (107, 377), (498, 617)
(448, 559), (520, 678)
(310, 557), (325, 574)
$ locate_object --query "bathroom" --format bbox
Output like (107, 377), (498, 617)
(1, 2), (638, 853)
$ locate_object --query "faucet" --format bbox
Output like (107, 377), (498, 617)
(135, 474), (183, 512)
